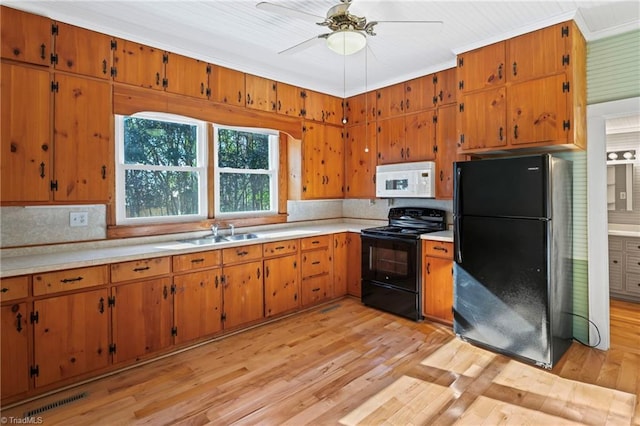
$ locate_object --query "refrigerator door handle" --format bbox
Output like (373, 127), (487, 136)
(454, 166), (463, 263)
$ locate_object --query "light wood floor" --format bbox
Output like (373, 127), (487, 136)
(2, 298), (639, 425)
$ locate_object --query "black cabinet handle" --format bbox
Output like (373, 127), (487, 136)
(499, 127), (504, 141)
(102, 59), (107, 75)
(102, 165), (107, 179)
(99, 297), (105, 314)
(40, 162), (46, 178)
(156, 72), (160, 86)
(512, 62), (517, 76)
(498, 63), (503, 80)
(201, 82), (205, 95)
(613, 260), (618, 264)
(238, 91), (242, 103)
(426, 262), (431, 275)
(514, 125), (519, 140)
(133, 266), (150, 272)
(191, 258), (205, 263)
(256, 268), (261, 279)
(0, 288), (7, 293)
(265, 266), (269, 278)
(40, 44), (46, 60)
(312, 261), (320, 265)
(61, 276), (83, 283)
(16, 312), (23, 332)
(163, 285), (168, 299)
(434, 246), (449, 253)
(237, 251), (248, 257)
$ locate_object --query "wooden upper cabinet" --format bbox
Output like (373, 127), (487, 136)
(405, 110), (436, 162)
(435, 103), (460, 199)
(276, 82), (303, 118)
(405, 75), (435, 112)
(345, 122), (376, 198)
(164, 52), (209, 99)
(1, 6), (51, 66)
(113, 38), (166, 90)
(377, 82), (406, 119)
(458, 87), (507, 152)
(323, 124), (345, 197)
(53, 73), (112, 202)
(53, 22), (113, 80)
(210, 65), (245, 107)
(457, 41), (506, 93)
(299, 122), (344, 199)
(507, 22), (571, 83)
(245, 74), (277, 112)
(1, 63), (51, 203)
(434, 67), (457, 106)
(377, 116), (406, 164)
(303, 89), (343, 125)
(345, 91), (376, 126)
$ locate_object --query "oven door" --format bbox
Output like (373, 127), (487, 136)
(361, 234), (419, 292)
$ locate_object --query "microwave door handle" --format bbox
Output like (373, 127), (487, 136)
(454, 166), (463, 263)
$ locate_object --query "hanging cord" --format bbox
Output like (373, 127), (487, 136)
(343, 49), (347, 124)
(364, 45), (369, 152)
(567, 312), (602, 348)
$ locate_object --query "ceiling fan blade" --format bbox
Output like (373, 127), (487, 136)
(256, 2), (324, 22)
(373, 20), (443, 25)
(278, 34), (329, 55)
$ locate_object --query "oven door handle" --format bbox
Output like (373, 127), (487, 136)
(361, 233), (420, 244)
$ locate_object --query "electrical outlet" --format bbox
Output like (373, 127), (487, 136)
(70, 211), (89, 227)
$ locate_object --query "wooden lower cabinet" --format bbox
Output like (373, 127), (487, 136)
(422, 240), (454, 325)
(222, 260), (264, 329)
(1, 302), (30, 399)
(301, 274), (331, 306)
(264, 254), (300, 317)
(300, 237), (333, 307)
(173, 270), (223, 345)
(33, 289), (109, 387)
(111, 278), (173, 364)
(333, 233), (348, 297)
(346, 233), (362, 297)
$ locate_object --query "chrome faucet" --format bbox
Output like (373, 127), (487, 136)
(229, 224), (235, 236)
(211, 224), (219, 237)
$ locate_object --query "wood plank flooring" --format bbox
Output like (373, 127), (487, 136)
(2, 298), (638, 425)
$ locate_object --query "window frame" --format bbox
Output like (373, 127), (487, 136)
(114, 112), (208, 225)
(212, 124), (280, 218)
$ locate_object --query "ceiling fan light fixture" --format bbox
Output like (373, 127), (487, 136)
(326, 30), (366, 55)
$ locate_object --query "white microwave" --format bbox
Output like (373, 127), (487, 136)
(376, 161), (436, 198)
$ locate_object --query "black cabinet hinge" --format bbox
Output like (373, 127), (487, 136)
(163, 53), (169, 64)
(108, 296), (115, 307)
(458, 57), (464, 67)
(458, 80), (464, 90)
(562, 54), (570, 66)
(170, 284), (176, 294)
(562, 81), (570, 93)
(162, 78), (168, 88)
(206, 88), (211, 97)
(50, 180), (58, 191)
(51, 23), (59, 36)
(563, 120), (571, 131)
(460, 134), (465, 144)
(300, 109), (306, 117)
(110, 39), (117, 50)
(30, 311), (39, 324)
(221, 312), (227, 322)
(561, 25), (569, 38)
(111, 67), (117, 77)
(302, 186), (307, 193)
(459, 103), (464, 112)
(300, 90), (307, 99)
(30, 365), (39, 377)
(109, 343), (116, 354)
(433, 75), (438, 84)
(171, 327), (177, 337)
(50, 81), (59, 93)
(432, 115), (438, 124)
(50, 53), (58, 65)
(206, 64), (212, 74)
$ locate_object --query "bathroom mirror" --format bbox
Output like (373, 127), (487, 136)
(607, 163), (634, 211)
(606, 114), (639, 212)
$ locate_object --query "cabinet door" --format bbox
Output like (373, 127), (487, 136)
(458, 87), (507, 151)
(53, 73), (111, 202)
(165, 52), (209, 99)
(323, 124), (345, 198)
(377, 82), (406, 119)
(405, 75), (435, 112)
(507, 22), (568, 83)
(54, 22), (112, 79)
(1, 63), (51, 202)
(34, 289), (109, 387)
(276, 82), (303, 117)
(245, 74), (277, 112)
(346, 233), (362, 297)
(423, 256), (453, 323)
(1, 303), (30, 398)
(345, 122), (376, 198)
(333, 233), (348, 297)
(173, 270), (223, 344)
(264, 254), (300, 317)
(435, 103), (459, 199)
(507, 74), (568, 146)
(210, 65), (245, 107)
(111, 278), (173, 364)
(457, 41), (505, 93)
(301, 275), (331, 307)
(434, 67), (457, 106)
(304, 90), (343, 125)
(302, 122), (343, 199)
(345, 91), (376, 126)
(377, 116), (405, 164)
(222, 260), (264, 329)
(405, 110), (436, 162)
(1, 6), (51, 66)
(113, 39), (165, 90)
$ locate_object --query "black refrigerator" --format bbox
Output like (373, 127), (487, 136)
(453, 154), (573, 369)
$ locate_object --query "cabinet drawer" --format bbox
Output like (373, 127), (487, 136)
(300, 235), (331, 250)
(222, 244), (262, 264)
(301, 274), (331, 306)
(609, 237), (624, 251)
(173, 250), (221, 272)
(626, 255), (640, 275)
(33, 265), (108, 296)
(0, 276), (29, 302)
(625, 273), (640, 296)
(609, 251), (623, 292)
(263, 240), (298, 257)
(625, 240), (640, 254)
(423, 240), (454, 259)
(301, 249), (330, 278)
(110, 257), (170, 283)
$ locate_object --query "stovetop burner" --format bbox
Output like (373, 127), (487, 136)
(361, 207), (446, 239)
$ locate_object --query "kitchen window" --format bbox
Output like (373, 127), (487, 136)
(213, 125), (279, 217)
(115, 113), (208, 224)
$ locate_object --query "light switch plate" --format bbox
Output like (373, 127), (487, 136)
(70, 211), (89, 227)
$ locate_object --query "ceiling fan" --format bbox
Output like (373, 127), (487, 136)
(256, 0), (443, 56)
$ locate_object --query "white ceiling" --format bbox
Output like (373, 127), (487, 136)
(5, 0), (640, 97)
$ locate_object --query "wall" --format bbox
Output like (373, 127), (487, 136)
(606, 131), (640, 225)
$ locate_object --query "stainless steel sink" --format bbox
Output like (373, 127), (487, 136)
(179, 235), (229, 245)
(225, 233), (259, 241)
